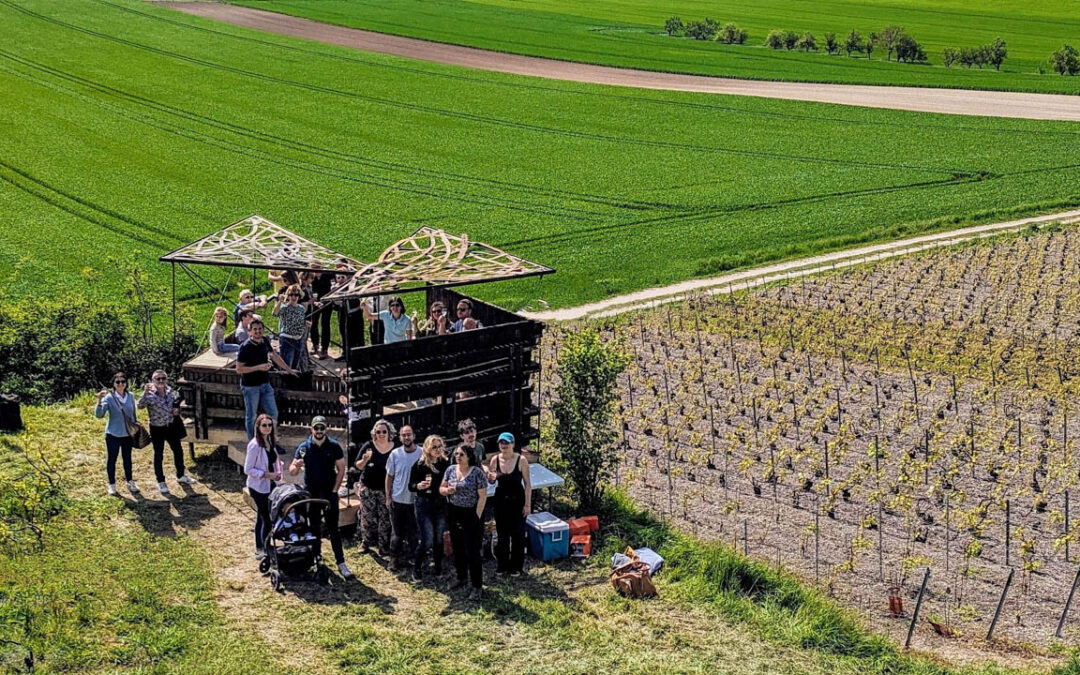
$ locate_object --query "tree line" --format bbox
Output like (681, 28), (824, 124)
(664, 19), (1080, 75)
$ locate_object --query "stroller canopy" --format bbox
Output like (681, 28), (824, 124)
(269, 483), (310, 522)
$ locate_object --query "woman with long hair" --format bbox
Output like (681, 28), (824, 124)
(209, 307), (241, 356)
(409, 434), (450, 580)
(353, 419), (396, 554)
(245, 413), (283, 559)
(441, 442), (488, 601)
(95, 371), (140, 496)
(272, 283), (310, 370)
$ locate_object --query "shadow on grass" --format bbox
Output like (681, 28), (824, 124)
(124, 491), (223, 537)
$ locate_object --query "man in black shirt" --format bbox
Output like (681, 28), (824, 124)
(236, 319), (297, 439)
(289, 416), (355, 580)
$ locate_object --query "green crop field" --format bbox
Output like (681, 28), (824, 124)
(232, 0), (1080, 94)
(3, 0), (1080, 313)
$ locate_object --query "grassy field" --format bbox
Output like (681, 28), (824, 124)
(3, 0), (1080, 316)
(2, 399), (1068, 673)
(231, 0), (1080, 94)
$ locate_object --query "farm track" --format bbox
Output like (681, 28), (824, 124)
(524, 209), (1080, 321)
(157, 2), (1080, 122)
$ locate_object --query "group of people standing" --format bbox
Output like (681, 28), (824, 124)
(95, 370), (195, 496)
(245, 415), (531, 600)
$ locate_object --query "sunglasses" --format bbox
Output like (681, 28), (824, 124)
(153, 376), (166, 381)
(259, 422), (274, 428)
(390, 303), (403, 308)
(374, 429), (388, 434)
(456, 307), (469, 313)
(287, 293), (300, 298)
(114, 379), (127, 384)
(313, 425), (327, 431)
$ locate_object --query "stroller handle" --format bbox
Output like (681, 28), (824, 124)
(281, 497), (331, 518)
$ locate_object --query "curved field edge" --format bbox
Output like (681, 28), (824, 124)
(2, 398), (1068, 673)
(4, 0), (1080, 314)
(223, 0), (1080, 95)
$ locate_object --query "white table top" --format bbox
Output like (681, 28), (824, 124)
(486, 462), (564, 495)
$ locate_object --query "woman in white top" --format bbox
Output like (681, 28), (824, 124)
(209, 307), (241, 356)
(245, 413), (283, 559)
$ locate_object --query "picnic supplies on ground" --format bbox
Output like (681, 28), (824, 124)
(610, 554), (657, 598)
(611, 547), (664, 576)
(525, 511), (569, 561)
(567, 518), (591, 537)
(570, 534), (592, 558)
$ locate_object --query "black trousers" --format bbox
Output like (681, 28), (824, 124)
(309, 303), (334, 353)
(390, 501), (418, 562)
(339, 302), (364, 349)
(252, 487), (271, 551)
(494, 498), (526, 573)
(448, 504), (483, 589)
(150, 424), (186, 482)
(310, 488), (345, 565)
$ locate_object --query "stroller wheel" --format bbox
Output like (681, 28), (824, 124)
(259, 557), (271, 575)
(270, 571), (282, 592)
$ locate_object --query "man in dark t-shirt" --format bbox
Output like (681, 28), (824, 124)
(290, 416), (354, 580)
(236, 319), (296, 439)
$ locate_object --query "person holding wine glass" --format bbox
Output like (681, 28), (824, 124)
(441, 443), (488, 601)
(408, 435), (450, 581)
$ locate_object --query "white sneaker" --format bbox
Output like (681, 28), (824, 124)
(337, 485), (349, 497)
(177, 475), (196, 485)
(338, 562), (355, 580)
(107, 483), (118, 496)
(158, 482), (170, 495)
(127, 480), (140, 494)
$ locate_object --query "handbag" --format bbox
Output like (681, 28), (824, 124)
(169, 413), (187, 440)
(116, 394), (151, 449)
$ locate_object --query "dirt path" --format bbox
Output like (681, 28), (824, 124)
(156, 2), (1080, 121)
(523, 209), (1080, 322)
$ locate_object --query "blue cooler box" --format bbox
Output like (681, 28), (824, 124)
(526, 511), (569, 561)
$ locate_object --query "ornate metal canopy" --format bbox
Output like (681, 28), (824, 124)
(323, 227), (553, 300)
(160, 215), (359, 272)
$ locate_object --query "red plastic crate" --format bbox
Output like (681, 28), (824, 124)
(567, 518), (591, 537)
(570, 534), (592, 558)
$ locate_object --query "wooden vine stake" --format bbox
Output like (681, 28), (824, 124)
(1057, 565), (1080, 639)
(905, 568), (931, 649)
(986, 568), (1014, 642)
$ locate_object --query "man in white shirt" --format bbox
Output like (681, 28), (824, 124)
(384, 425), (421, 569)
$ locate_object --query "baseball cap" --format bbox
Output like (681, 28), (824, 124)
(311, 415), (328, 428)
(497, 432), (514, 444)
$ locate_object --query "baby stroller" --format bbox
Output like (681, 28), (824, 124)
(259, 483), (332, 591)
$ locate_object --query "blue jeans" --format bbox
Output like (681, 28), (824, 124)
(242, 383), (278, 439)
(216, 342), (241, 354)
(414, 495), (446, 574)
(278, 336), (303, 369)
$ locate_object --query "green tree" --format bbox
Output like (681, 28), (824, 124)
(664, 16), (684, 37)
(989, 37), (1008, 70)
(1050, 44), (1080, 75)
(877, 25), (904, 61)
(866, 32), (877, 59)
(844, 29), (864, 57)
(764, 29), (786, 50)
(895, 34), (926, 63)
(719, 23), (748, 45)
(551, 331), (629, 511)
(687, 18), (719, 41)
(824, 32), (838, 55)
(795, 32), (818, 52)
(942, 46), (960, 68)
(783, 30), (799, 50)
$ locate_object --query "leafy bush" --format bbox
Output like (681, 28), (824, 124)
(718, 23), (747, 45)
(764, 29), (786, 50)
(686, 17), (719, 41)
(795, 32), (817, 52)
(894, 34), (926, 63)
(664, 16), (683, 37)
(942, 46), (960, 67)
(1050, 44), (1079, 75)
(782, 30), (799, 50)
(551, 330), (629, 511)
(0, 290), (197, 404)
(988, 37), (1008, 70)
